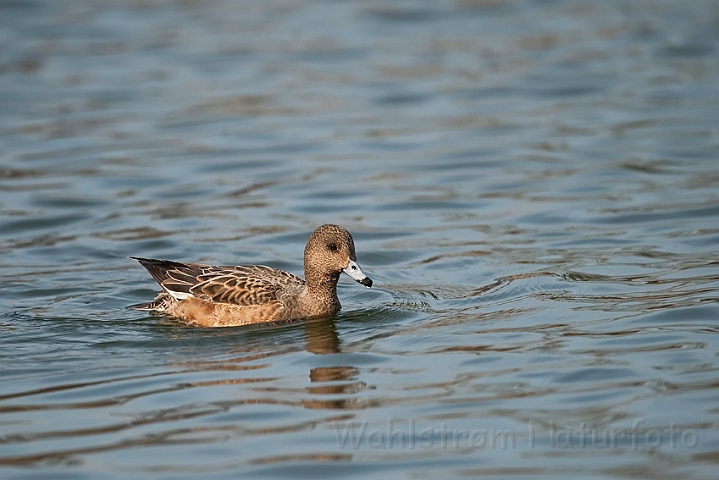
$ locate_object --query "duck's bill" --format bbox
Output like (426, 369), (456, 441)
(343, 259), (373, 288)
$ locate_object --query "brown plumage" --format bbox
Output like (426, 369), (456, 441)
(129, 224), (373, 327)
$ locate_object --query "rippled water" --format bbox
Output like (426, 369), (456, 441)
(2, 0), (719, 478)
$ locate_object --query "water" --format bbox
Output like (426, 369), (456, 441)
(1, 0), (719, 478)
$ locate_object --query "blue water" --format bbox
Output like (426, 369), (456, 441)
(1, 0), (719, 478)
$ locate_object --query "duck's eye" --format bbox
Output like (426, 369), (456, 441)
(328, 242), (337, 252)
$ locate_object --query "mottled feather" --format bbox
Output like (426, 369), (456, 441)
(131, 258), (302, 306)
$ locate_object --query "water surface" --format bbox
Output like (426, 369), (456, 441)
(1, 0), (719, 478)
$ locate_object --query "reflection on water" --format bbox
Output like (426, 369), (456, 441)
(1, 0), (719, 478)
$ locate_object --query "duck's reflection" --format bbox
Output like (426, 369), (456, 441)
(301, 316), (366, 410)
(303, 315), (341, 355)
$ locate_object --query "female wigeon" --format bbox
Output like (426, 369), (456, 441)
(130, 224), (372, 327)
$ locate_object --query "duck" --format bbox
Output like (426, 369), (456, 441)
(129, 224), (372, 327)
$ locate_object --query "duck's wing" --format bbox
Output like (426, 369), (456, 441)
(131, 257), (302, 306)
(191, 265), (302, 305)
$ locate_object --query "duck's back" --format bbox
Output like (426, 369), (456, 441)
(130, 258), (307, 326)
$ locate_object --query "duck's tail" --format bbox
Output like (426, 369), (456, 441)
(127, 292), (173, 311)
